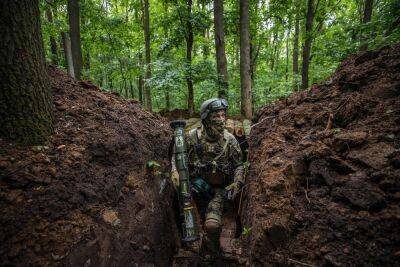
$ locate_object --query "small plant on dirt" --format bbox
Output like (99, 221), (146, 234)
(333, 128), (341, 134)
(242, 226), (252, 237)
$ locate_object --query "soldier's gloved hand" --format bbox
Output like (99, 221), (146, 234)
(225, 181), (243, 201)
(171, 170), (180, 189)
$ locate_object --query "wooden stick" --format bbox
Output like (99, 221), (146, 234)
(288, 258), (315, 267)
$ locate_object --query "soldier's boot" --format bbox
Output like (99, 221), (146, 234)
(200, 216), (222, 266)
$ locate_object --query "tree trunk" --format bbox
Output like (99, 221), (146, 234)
(138, 53), (144, 104)
(186, 0), (194, 116)
(293, 4), (300, 90)
(109, 77), (113, 91)
(85, 51), (90, 72)
(128, 80), (132, 98)
(301, 0), (315, 90)
(249, 0), (259, 91)
(165, 91), (171, 111)
(81, 16), (90, 74)
(0, 0), (54, 145)
(270, 31), (278, 71)
(45, 7), (59, 64)
(201, 2), (210, 59)
(240, 0), (252, 119)
(67, 0), (83, 80)
(213, 0), (229, 99)
(143, 0), (152, 111)
(61, 32), (75, 78)
(360, 0), (374, 51)
(285, 31), (289, 81)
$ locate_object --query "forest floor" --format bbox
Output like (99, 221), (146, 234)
(0, 43), (399, 266)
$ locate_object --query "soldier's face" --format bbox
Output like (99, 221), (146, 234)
(209, 110), (226, 122)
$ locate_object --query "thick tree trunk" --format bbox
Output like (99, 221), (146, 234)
(293, 5), (300, 90)
(62, 32), (75, 78)
(301, 0), (314, 90)
(143, 0), (152, 111)
(0, 0), (54, 145)
(186, 0), (194, 116)
(360, 0), (374, 51)
(214, 0), (229, 99)
(240, 0), (252, 119)
(45, 7), (59, 64)
(67, 0), (83, 80)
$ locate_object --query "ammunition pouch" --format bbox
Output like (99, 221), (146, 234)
(190, 161), (233, 176)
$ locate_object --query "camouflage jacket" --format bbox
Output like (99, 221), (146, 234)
(185, 127), (244, 186)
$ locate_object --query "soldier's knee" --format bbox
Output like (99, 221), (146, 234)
(205, 216), (221, 234)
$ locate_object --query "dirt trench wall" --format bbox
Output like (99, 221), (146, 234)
(0, 66), (178, 266)
(243, 44), (400, 266)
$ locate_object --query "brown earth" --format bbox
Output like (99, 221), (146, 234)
(2, 44), (400, 267)
(0, 66), (179, 266)
(243, 44), (400, 266)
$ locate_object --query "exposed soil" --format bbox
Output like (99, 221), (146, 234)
(243, 44), (400, 266)
(2, 43), (399, 267)
(0, 66), (178, 266)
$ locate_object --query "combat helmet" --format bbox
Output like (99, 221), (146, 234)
(200, 98), (228, 120)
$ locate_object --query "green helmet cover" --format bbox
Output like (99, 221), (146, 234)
(200, 98), (228, 120)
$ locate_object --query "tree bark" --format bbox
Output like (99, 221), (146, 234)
(0, 0), (54, 145)
(165, 91), (171, 111)
(293, 4), (300, 90)
(62, 32), (75, 78)
(214, 0), (229, 99)
(67, 0), (83, 80)
(301, 0), (315, 90)
(360, 0), (374, 51)
(285, 30), (289, 81)
(138, 53), (144, 104)
(186, 0), (194, 116)
(240, 0), (252, 119)
(270, 30), (278, 71)
(201, 1), (210, 58)
(45, 7), (59, 64)
(143, 0), (152, 111)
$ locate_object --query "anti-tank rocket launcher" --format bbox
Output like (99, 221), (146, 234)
(170, 120), (200, 243)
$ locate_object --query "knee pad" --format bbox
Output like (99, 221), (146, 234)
(205, 218), (221, 234)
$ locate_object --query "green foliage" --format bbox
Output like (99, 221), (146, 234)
(242, 226), (252, 236)
(40, 0), (399, 115)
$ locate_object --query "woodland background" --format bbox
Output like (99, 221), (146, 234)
(42, 0), (400, 115)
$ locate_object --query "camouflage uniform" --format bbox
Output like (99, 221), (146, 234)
(186, 128), (244, 221)
(186, 126), (244, 256)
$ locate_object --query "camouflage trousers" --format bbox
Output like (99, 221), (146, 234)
(201, 188), (225, 256)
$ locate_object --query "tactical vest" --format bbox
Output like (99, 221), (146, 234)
(187, 127), (234, 186)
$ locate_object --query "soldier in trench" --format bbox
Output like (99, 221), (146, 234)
(171, 98), (245, 263)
